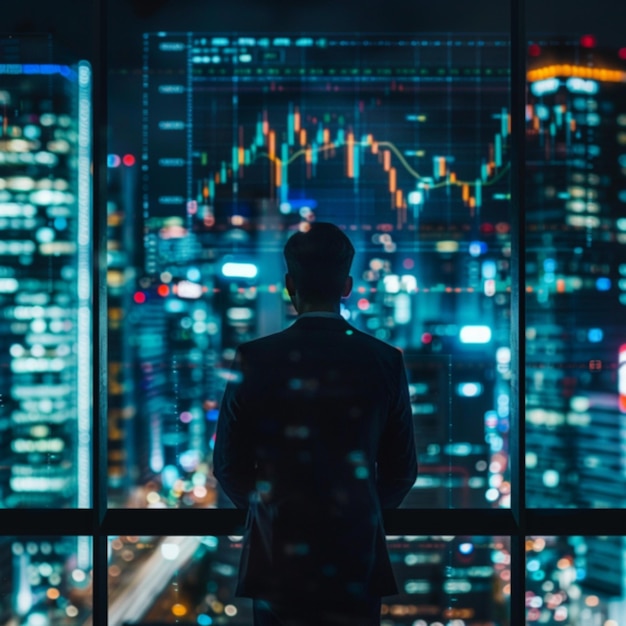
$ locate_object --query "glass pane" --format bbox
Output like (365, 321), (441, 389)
(526, 536), (626, 623)
(108, 29), (512, 510)
(0, 36), (92, 508)
(0, 536), (92, 623)
(525, 36), (626, 507)
(109, 535), (510, 624)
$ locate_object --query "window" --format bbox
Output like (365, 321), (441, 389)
(2, 0), (626, 624)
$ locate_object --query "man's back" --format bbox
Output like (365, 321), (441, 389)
(213, 314), (418, 603)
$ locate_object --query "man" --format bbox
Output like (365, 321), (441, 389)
(213, 222), (418, 626)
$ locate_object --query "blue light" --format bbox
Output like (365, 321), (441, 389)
(481, 260), (496, 279)
(187, 267), (201, 282)
(107, 154), (121, 168)
(543, 258), (556, 273)
(54, 217), (67, 230)
(165, 299), (184, 313)
(161, 465), (179, 489)
(457, 382), (483, 397)
(527, 559), (540, 572)
(206, 409), (219, 421)
(588, 328), (603, 342)
(469, 241), (487, 257)
(459, 542), (474, 555)
(197, 615), (213, 625)
(596, 277), (611, 291)
(530, 78), (560, 96)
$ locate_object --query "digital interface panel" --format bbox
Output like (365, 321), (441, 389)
(107, 34), (513, 508)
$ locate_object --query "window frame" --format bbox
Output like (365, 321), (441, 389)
(5, 1), (626, 625)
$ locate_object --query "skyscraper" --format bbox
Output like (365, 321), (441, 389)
(525, 41), (626, 614)
(0, 60), (92, 508)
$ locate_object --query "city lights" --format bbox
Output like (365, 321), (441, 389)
(459, 325), (492, 344)
(221, 261), (258, 279)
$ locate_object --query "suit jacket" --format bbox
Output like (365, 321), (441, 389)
(213, 314), (418, 601)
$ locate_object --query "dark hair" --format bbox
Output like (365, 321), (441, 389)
(284, 222), (355, 303)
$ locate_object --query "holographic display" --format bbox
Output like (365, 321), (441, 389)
(108, 34), (514, 509)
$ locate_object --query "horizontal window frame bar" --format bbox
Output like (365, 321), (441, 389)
(3, 508), (626, 536)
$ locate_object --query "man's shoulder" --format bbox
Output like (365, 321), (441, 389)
(238, 323), (402, 359)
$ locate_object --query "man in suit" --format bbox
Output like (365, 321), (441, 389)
(213, 222), (418, 626)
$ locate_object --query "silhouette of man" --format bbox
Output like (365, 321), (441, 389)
(213, 222), (418, 626)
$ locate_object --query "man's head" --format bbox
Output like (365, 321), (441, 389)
(284, 222), (355, 313)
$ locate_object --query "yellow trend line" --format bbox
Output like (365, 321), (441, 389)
(256, 140), (510, 190)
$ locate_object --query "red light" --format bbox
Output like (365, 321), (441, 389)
(619, 48), (626, 60)
(528, 44), (541, 57)
(421, 332), (433, 344)
(357, 298), (370, 311)
(122, 154), (136, 167)
(133, 291), (146, 304)
(402, 258), (415, 270)
(580, 34), (596, 48)
(157, 285), (169, 297)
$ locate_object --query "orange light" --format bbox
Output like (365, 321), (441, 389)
(299, 128), (307, 146)
(323, 128), (330, 144)
(388, 167), (396, 193)
(346, 132), (354, 178)
(268, 130), (276, 159)
(462, 184), (470, 202)
(395, 189), (403, 208)
(449, 172), (457, 183)
(371, 141), (378, 154)
(438, 157), (446, 178)
(293, 108), (300, 132)
(383, 150), (391, 172)
(275, 158), (282, 187)
(47, 588), (60, 600)
(527, 64), (626, 83)
(157, 285), (169, 297)
(172, 603), (187, 617)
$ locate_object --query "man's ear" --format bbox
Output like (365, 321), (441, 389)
(342, 275), (353, 298)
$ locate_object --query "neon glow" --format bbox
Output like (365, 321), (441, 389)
(221, 262), (259, 279)
(460, 326), (492, 344)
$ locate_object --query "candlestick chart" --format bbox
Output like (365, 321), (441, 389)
(145, 35), (512, 243)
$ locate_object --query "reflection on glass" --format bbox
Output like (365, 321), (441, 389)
(526, 536), (626, 623)
(108, 34), (512, 510)
(108, 535), (510, 624)
(525, 40), (626, 508)
(0, 40), (92, 508)
(0, 536), (92, 624)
